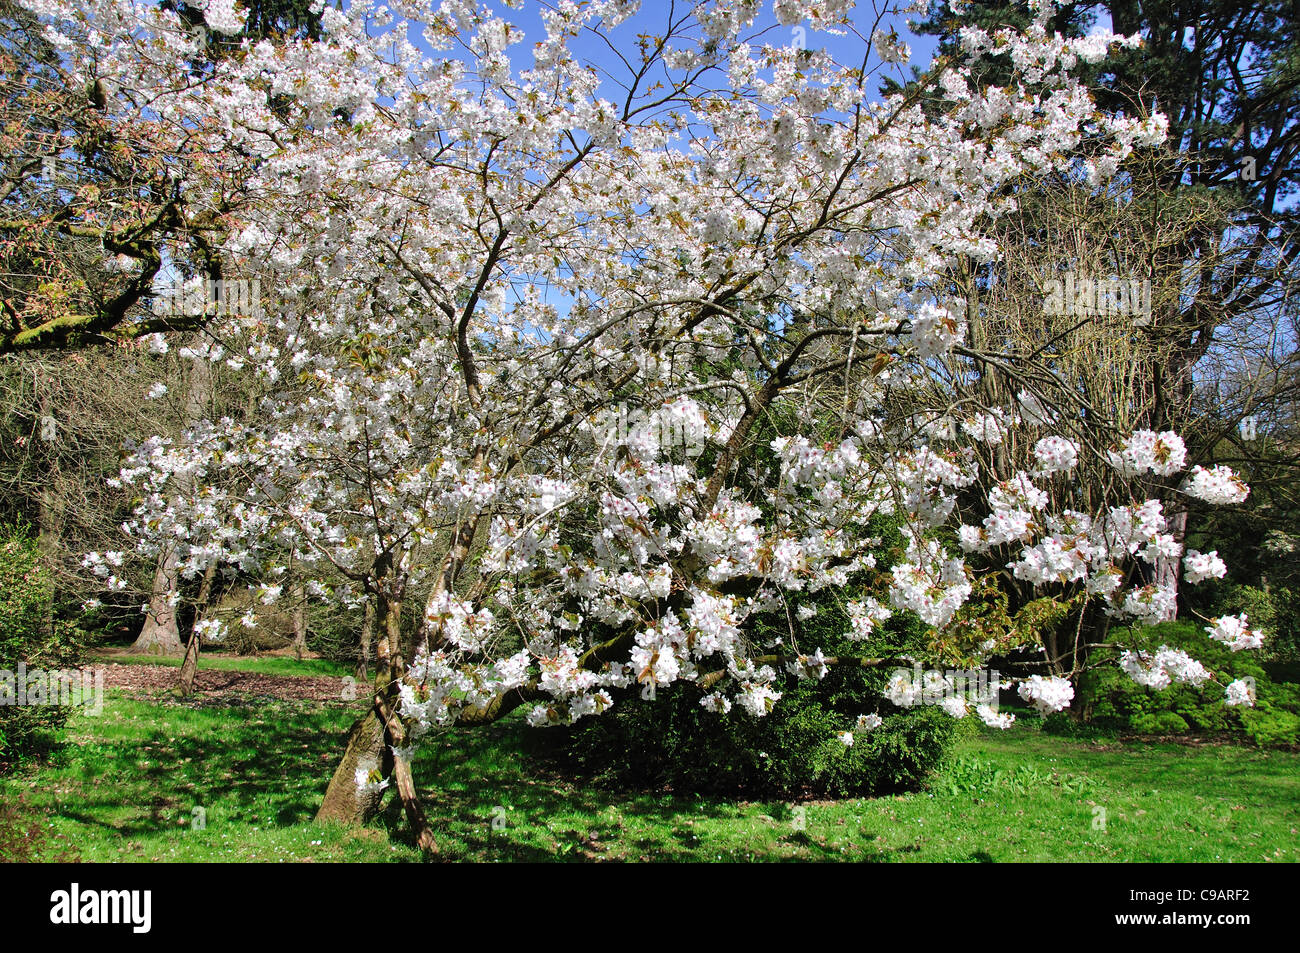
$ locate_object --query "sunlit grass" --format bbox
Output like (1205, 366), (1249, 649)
(85, 650), (353, 679)
(2, 666), (1295, 862)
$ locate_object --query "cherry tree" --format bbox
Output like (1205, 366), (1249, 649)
(50, 0), (1267, 851)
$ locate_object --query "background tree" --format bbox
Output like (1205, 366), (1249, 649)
(903, 0), (1300, 650)
(0, 0), (253, 354)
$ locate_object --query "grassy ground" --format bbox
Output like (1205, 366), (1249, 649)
(2, 660), (1296, 862)
(403, 718), (1300, 862)
(86, 649), (353, 679)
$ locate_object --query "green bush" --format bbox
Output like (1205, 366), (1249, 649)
(1074, 620), (1299, 747)
(1209, 584), (1300, 675)
(0, 526), (80, 767)
(1128, 711), (1190, 735)
(539, 676), (957, 798)
(1238, 703), (1300, 748)
(537, 598), (957, 797)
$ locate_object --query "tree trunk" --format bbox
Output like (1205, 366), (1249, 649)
(131, 544), (183, 655)
(315, 708), (392, 825)
(291, 578), (307, 660)
(355, 599), (373, 682)
(393, 753), (437, 854)
(179, 561), (217, 697)
(315, 590), (437, 853)
(317, 596), (400, 825)
(178, 626), (202, 696)
(1155, 509), (1188, 620)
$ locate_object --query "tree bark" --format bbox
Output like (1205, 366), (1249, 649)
(355, 598), (373, 682)
(318, 597), (398, 828)
(179, 561), (217, 697)
(315, 708), (392, 826)
(291, 577), (307, 660)
(315, 589), (437, 853)
(1155, 509), (1189, 620)
(131, 544), (183, 655)
(178, 623), (202, 696)
(393, 753), (437, 853)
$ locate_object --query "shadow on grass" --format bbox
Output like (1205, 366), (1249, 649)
(9, 695), (1297, 862)
(406, 719), (857, 861)
(20, 696), (359, 844)
(12, 694), (819, 861)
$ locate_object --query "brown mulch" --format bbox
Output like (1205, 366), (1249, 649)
(1082, 732), (1298, 752)
(94, 661), (356, 705)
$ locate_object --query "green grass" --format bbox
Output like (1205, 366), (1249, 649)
(87, 651), (354, 679)
(2, 687), (1297, 862)
(408, 718), (1300, 862)
(1, 691), (419, 861)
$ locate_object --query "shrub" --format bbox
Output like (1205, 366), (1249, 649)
(208, 589), (298, 654)
(1210, 584), (1300, 675)
(1073, 620), (1300, 747)
(1238, 702), (1300, 748)
(306, 601), (366, 665)
(1128, 711), (1190, 735)
(539, 676), (957, 798)
(203, 588), (364, 664)
(0, 526), (80, 767)
(537, 597), (957, 797)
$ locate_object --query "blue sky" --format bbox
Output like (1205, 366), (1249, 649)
(391, 0), (942, 107)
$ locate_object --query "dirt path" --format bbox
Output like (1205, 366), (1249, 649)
(93, 661), (356, 705)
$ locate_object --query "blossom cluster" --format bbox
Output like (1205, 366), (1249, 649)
(1016, 674), (1075, 714)
(1119, 646), (1212, 690)
(1204, 614), (1265, 652)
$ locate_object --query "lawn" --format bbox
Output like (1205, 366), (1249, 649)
(86, 649), (355, 679)
(2, 659), (1296, 862)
